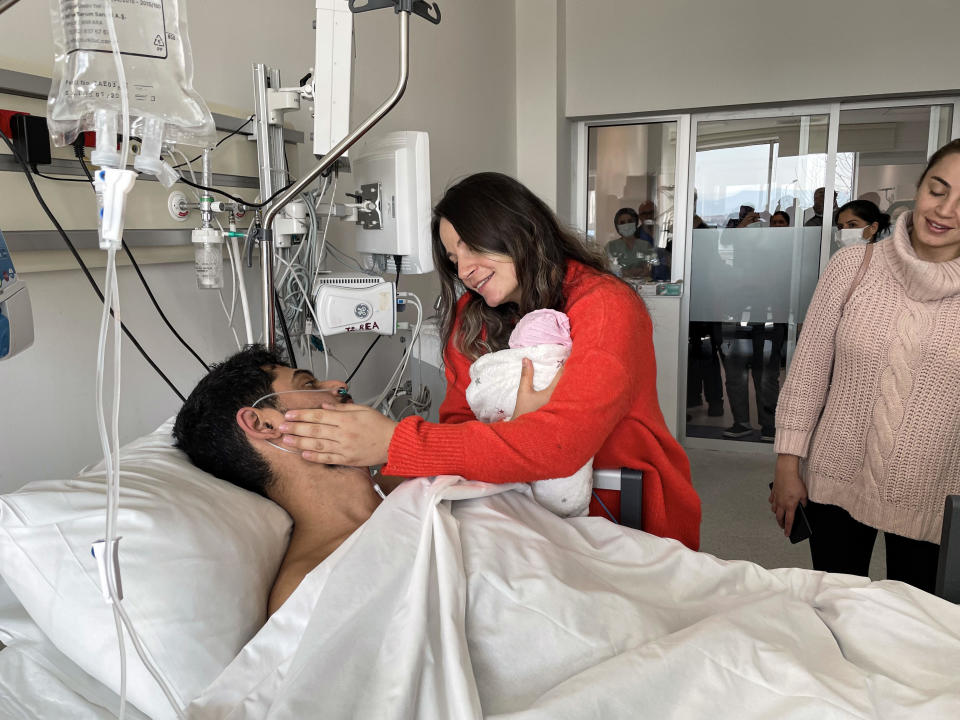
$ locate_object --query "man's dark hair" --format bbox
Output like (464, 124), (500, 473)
(173, 345), (288, 497)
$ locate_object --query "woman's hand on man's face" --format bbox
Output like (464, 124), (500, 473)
(278, 404), (398, 467)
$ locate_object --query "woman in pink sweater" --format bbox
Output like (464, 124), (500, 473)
(770, 140), (960, 592)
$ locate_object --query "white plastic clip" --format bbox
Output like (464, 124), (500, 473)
(93, 168), (137, 250)
(91, 538), (124, 604)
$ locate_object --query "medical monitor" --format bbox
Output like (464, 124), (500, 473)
(351, 131), (434, 275)
(313, 0), (354, 158)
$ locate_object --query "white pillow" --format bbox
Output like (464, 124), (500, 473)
(1, 578), (150, 719)
(0, 419), (292, 719)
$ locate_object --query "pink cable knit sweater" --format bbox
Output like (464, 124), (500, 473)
(775, 213), (960, 543)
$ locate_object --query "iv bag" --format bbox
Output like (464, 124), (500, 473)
(46, 0), (215, 150)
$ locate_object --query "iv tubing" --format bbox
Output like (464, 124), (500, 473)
(103, 0), (130, 170)
(96, 249), (127, 719)
(97, 4), (186, 717)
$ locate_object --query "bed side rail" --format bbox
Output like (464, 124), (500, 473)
(592, 468), (643, 530)
(936, 494), (960, 603)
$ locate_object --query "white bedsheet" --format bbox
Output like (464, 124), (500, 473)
(0, 580), (147, 720)
(190, 477), (960, 719)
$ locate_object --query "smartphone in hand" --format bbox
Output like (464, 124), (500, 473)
(769, 482), (813, 544)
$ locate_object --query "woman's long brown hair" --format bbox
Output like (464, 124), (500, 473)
(431, 172), (611, 368)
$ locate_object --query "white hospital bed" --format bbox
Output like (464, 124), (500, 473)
(596, 467), (960, 605)
(2, 424), (960, 719)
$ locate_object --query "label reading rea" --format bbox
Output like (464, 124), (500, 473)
(345, 322), (381, 333)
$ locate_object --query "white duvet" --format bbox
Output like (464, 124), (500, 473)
(189, 477), (960, 720)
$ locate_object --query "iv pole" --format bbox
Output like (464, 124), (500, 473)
(0, 0), (25, 16)
(260, 1), (439, 351)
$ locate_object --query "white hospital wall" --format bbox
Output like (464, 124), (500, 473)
(516, 0), (566, 215)
(564, 0), (960, 118)
(0, 0), (517, 490)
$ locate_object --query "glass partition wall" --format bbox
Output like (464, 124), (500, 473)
(828, 104), (955, 258)
(686, 111), (829, 443)
(578, 97), (959, 450)
(586, 121), (680, 284)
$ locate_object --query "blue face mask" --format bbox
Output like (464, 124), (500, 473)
(616, 222), (637, 237)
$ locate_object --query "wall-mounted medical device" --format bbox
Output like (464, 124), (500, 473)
(351, 130), (433, 275)
(0, 228), (34, 361)
(314, 273), (396, 336)
(314, 0), (354, 159)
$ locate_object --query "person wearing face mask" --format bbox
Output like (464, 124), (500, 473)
(834, 199), (891, 248)
(770, 139), (960, 593)
(275, 172), (701, 550)
(606, 207), (654, 279)
(636, 200), (657, 244)
(637, 200), (672, 281)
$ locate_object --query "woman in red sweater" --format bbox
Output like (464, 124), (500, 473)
(279, 173), (701, 549)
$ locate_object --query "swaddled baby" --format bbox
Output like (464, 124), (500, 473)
(465, 309), (593, 517)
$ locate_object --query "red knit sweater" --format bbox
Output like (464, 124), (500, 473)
(384, 260), (701, 550)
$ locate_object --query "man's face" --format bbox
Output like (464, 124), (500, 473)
(250, 366), (363, 480)
(813, 188), (825, 214)
(262, 366), (351, 412)
(637, 201), (656, 224)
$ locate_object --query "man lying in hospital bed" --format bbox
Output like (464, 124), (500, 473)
(2, 347), (960, 719)
(172, 346), (389, 615)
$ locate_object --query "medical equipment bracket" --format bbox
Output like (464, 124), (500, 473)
(259, 2), (439, 351)
(349, 0), (440, 25)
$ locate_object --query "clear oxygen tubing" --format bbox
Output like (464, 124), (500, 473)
(369, 291), (422, 411)
(98, 4), (187, 718)
(277, 188), (321, 288)
(248, 389), (386, 499)
(312, 172), (338, 289)
(219, 234), (243, 351)
(273, 252), (329, 380)
(220, 215), (252, 349)
(261, 10), (411, 350)
(230, 226), (254, 346)
(387, 292), (423, 406)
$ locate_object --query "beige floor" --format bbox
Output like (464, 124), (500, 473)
(686, 445), (887, 580)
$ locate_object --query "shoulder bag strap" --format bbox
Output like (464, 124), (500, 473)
(820, 242), (876, 416)
(842, 242), (875, 311)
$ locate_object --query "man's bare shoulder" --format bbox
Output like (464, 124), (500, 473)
(267, 549), (330, 616)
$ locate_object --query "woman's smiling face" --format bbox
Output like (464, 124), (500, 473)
(911, 152), (960, 262)
(438, 217), (521, 307)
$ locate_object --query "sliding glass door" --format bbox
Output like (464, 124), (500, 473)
(682, 100), (957, 447)
(575, 96), (959, 448)
(684, 110), (827, 444)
